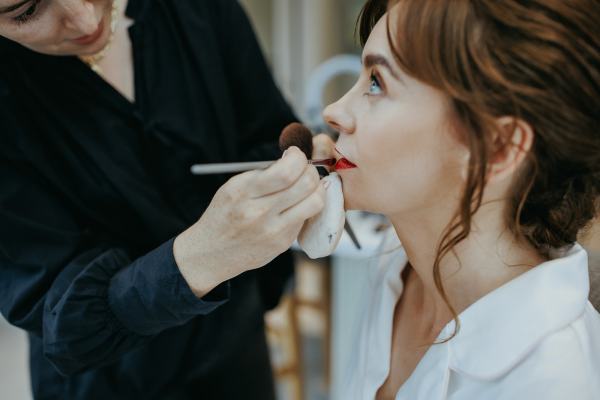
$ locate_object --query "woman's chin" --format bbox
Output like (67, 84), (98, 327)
(342, 189), (389, 214)
(344, 201), (358, 211)
(76, 35), (111, 57)
(339, 175), (377, 212)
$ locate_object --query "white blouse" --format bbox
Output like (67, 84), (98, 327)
(340, 230), (600, 400)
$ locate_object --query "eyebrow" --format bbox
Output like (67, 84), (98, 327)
(0, 0), (31, 14)
(363, 54), (401, 81)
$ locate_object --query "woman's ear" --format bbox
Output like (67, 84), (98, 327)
(487, 116), (534, 183)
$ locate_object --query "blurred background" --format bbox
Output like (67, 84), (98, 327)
(1, 1), (599, 399)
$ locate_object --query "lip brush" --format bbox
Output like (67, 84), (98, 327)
(190, 122), (361, 250)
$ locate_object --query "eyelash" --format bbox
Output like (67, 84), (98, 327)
(364, 71), (384, 97)
(13, 0), (41, 25)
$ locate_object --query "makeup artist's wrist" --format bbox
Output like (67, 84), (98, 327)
(172, 229), (232, 299)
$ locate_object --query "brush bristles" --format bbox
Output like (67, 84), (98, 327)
(279, 122), (313, 158)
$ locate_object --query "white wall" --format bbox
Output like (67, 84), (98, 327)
(241, 0), (359, 121)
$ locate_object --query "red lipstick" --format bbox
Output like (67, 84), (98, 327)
(334, 158), (357, 170)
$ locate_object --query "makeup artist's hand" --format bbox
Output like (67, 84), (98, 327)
(173, 146), (326, 298)
(312, 133), (337, 172)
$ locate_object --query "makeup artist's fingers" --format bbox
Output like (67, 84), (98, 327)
(249, 146), (308, 197)
(279, 183), (326, 225)
(312, 133), (336, 171)
(266, 164), (321, 213)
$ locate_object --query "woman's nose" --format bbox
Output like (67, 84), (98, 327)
(61, 0), (99, 35)
(323, 94), (356, 136)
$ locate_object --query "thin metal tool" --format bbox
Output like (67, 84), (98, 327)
(344, 220), (362, 250)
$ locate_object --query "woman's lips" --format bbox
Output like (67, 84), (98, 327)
(334, 158), (357, 170)
(334, 147), (357, 170)
(72, 22), (104, 46)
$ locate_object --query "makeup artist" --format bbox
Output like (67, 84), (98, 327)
(0, 0), (332, 398)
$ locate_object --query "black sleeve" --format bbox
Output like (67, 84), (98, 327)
(0, 156), (230, 376)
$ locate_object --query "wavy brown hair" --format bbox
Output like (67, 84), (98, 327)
(358, 0), (600, 339)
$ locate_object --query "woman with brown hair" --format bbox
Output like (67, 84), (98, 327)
(324, 0), (600, 398)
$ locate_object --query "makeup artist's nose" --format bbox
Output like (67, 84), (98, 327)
(323, 95), (356, 136)
(61, 0), (99, 35)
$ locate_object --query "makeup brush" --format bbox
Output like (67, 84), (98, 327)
(190, 122), (361, 250)
(279, 123), (361, 251)
(190, 123), (335, 175)
(278, 122), (315, 158)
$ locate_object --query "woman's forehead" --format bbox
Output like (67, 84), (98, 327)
(363, 1), (404, 53)
(363, 14), (391, 54)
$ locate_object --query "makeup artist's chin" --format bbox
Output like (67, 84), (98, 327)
(31, 21), (109, 57)
(70, 20), (109, 56)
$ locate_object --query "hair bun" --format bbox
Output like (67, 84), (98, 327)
(520, 173), (599, 254)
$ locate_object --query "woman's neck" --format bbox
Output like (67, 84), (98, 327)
(95, 0), (135, 102)
(390, 201), (547, 331)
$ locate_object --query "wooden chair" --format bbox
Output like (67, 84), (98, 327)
(265, 294), (304, 400)
(265, 252), (333, 400)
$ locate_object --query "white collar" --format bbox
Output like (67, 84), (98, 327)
(358, 233), (591, 398)
(444, 243), (590, 380)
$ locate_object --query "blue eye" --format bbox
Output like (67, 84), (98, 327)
(368, 73), (383, 95)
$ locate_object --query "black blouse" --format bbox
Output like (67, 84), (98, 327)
(0, 0), (296, 398)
